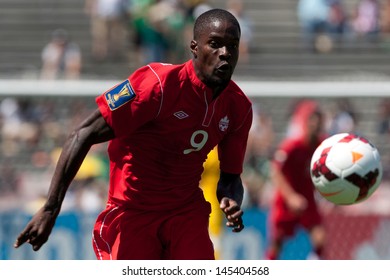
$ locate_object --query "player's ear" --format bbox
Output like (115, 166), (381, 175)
(190, 40), (198, 58)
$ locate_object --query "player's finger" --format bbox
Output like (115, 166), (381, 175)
(226, 215), (243, 228)
(28, 230), (49, 251)
(232, 223), (244, 232)
(227, 209), (243, 220)
(14, 230), (31, 248)
(219, 197), (230, 210)
(226, 215), (243, 226)
(223, 203), (239, 215)
(32, 242), (44, 251)
(226, 219), (244, 232)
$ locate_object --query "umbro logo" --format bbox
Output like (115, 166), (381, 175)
(174, 111), (189, 119)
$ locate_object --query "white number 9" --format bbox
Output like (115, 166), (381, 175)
(183, 130), (208, 154)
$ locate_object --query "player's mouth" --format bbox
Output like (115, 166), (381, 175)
(215, 63), (232, 76)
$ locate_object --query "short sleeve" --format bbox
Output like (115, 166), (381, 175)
(96, 66), (162, 138)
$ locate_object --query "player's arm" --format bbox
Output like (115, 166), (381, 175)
(217, 171), (244, 232)
(216, 102), (252, 233)
(14, 108), (114, 251)
(271, 161), (307, 214)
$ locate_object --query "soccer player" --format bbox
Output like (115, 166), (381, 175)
(266, 100), (326, 260)
(14, 8), (253, 260)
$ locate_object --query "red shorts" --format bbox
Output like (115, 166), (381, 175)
(268, 200), (322, 241)
(92, 200), (214, 260)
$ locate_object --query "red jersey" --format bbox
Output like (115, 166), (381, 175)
(96, 60), (252, 211)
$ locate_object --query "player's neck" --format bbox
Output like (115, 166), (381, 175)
(212, 90), (221, 100)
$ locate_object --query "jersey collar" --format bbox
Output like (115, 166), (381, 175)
(185, 60), (232, 101)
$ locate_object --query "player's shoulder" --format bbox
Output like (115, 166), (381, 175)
(227, 80), (252, 107)
(274, 138), (301, 164)
(128, 62), (185, 93)
(279, 137), (303, 151)
(224, 81), (253, 123)
(146, 62), (185, 81)
(129, 62), (183, 80)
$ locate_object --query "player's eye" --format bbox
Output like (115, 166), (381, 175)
(228, 41), (239, 50)
(209, 41), (219, 48)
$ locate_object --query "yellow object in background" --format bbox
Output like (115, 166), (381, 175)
(200, 147), (223, 259)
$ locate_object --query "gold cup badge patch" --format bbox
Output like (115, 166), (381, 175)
(105, 79), (136, 111)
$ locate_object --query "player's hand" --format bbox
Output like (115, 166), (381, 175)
(14, 206), (58, 251)
(220, 197), (244, 233)
(286, 193), (307, 215)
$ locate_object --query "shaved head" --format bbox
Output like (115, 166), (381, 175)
(193, 8), (241, 40)
(190, 8), (241, 95)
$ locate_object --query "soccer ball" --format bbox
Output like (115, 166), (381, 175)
(310, 133), (382, 205)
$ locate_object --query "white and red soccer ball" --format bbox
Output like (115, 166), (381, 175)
(310, 133), (382, 205)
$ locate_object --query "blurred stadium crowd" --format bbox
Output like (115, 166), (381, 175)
(2, 0), (390, 259)
(3, 0), (390, 80)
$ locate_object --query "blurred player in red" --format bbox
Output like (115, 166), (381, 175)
(266, 100), (327, 260)
(14, 9), (252, 260)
